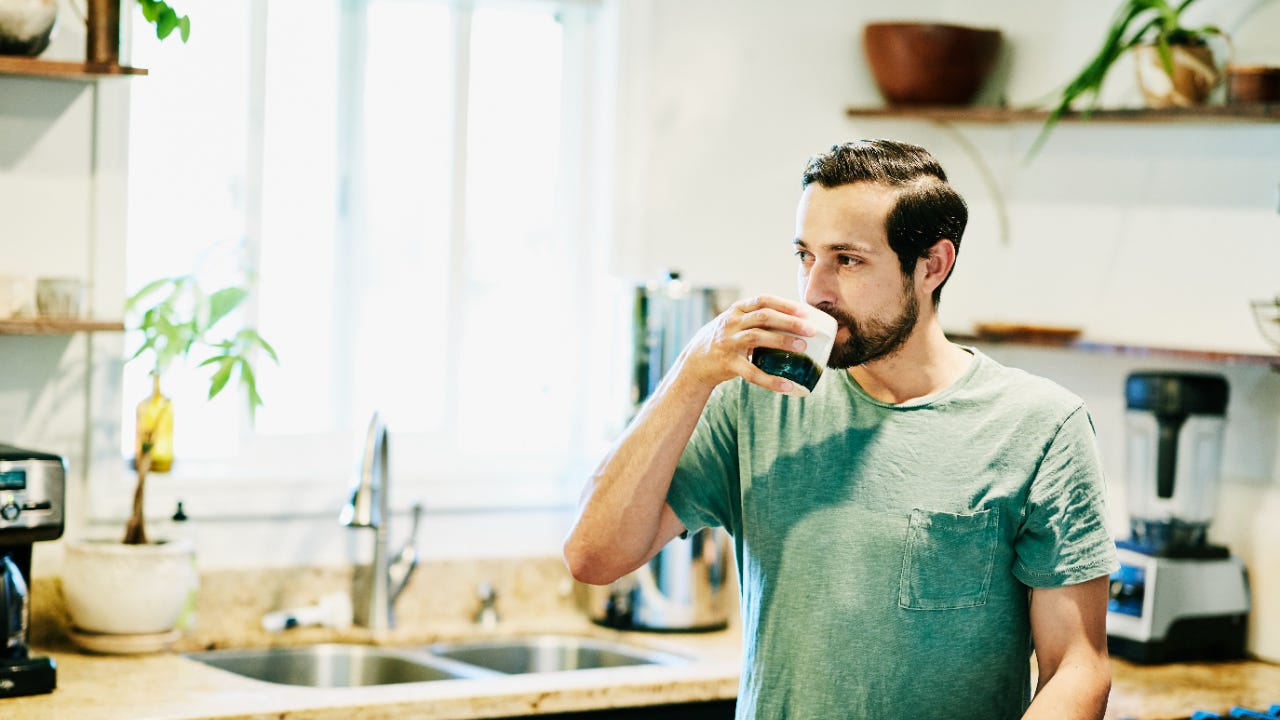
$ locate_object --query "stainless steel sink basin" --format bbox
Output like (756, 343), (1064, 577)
(425, 634), (688, 674)
(185, 643), (494, 687)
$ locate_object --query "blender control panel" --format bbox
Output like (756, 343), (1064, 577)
(1108, 563), (1146, 617)
(0, 459), (64, 538)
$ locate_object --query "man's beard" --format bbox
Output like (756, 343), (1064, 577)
(821, 276), (920, 369)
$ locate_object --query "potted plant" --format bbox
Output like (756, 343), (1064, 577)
(1031, 0), (1229, 153)
(122, 273), (277, 542)
(60, 274), (276, 651)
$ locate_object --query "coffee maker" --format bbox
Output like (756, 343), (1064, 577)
(1106, 372), (1250, 664)
(0, 444), (65, 697)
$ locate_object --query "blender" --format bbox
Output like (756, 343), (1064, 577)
(1106, 372), (1250, 663)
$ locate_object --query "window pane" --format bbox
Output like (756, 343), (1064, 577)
(124, 2), (253, 460)
(119, 0), (600, 505)
(350, 1), (454, 435)
(460, 7), (571, 457)
(254, 0), (340, 436)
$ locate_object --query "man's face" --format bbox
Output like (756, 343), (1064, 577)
(794, 182), (922, 369)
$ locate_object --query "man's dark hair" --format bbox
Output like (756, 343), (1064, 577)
(801, 140), (967, 306)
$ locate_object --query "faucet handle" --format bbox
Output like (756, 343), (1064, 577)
(474, 582), (499, 628)
(388, 502), (423, 602)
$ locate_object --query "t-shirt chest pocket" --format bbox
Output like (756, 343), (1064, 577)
(898, 508), (999, 610)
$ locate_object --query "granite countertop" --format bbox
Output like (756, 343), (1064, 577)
(8, 559), (1280, 719)
(5, 623), (742, 720)
(1108, 658), (1280, 720)
(9, 633), (1280, 720)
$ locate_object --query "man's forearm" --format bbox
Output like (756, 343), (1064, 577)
(562, 367), (715, 584)
(1022, 661), (1110, 720)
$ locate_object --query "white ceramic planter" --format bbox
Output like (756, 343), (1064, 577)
(61, 538), (199, 635)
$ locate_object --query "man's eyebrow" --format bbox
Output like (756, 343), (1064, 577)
(793, 238), (875, 254)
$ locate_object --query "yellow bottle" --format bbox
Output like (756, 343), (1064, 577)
(136, 373), (174, 472)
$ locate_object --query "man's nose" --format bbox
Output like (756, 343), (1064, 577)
(803, 261), (837, 308)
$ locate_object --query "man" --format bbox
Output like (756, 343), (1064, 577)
(564, 140), (1118, 719)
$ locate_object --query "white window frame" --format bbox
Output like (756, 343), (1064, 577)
(95, 0), (619, 524)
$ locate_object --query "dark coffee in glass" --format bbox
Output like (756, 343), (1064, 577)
(751, 348), (823, 392)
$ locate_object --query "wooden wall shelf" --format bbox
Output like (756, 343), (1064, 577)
(948, 332), (1280, 369)
(0, 57), (147, 79)
(846, 104), (1280, 123)
(0, 319), (125, 335)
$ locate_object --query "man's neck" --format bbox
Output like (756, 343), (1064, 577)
(847, 319), (972, 405)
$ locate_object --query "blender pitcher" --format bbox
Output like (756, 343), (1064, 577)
(1123, 372), (1229, 552)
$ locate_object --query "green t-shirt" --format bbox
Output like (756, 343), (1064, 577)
(665, 348), (1119, 720)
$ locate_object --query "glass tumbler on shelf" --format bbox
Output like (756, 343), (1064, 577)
(1250, 297), (1280, 353)
(136, 373), (174, 472)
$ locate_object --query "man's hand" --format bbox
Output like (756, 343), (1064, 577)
(678, 294), (817, 394)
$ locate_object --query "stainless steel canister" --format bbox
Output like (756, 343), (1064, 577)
(581, 271), (736, 632)
(581, 525), (733, 631)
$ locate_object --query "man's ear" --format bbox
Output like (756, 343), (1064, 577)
(918, 238), (956, 295)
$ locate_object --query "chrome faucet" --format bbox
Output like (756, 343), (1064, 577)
(340, 413), (421, 634)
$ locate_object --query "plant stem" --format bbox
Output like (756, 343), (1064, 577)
(123, 447), (151, 544)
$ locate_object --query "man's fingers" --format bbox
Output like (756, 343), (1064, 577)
(734, 307), (816, 337)
(734, 294), (807, 317)
(735, 327), (808, 354)
(735, 357), (804, 396)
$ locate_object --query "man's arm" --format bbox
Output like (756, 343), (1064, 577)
(1022, 575), (1112, 720)
(562, 295), (814, 585)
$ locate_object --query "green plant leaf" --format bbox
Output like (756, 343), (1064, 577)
(205, 357), (235, 400)
(206, 287), (248, 328)
(1027, 0), (1212, 160)
(1155, 34), (1175, 75)
(239, 360), (264, 413)
(257, 334), (280, 364)
(235, 328), (280, 364)
(129, 271), (276, 417)
(138, 0), (191, 43)
(125, 277), (175, 315)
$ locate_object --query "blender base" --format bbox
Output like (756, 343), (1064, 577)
(1108, 613), (1247, 664)
(1107, 545), (1250, 665)
(0, 655), (57, 697)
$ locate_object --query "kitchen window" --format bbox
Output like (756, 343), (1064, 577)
(112, 0), (621, 520)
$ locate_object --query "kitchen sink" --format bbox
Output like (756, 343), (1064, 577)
(184, 643), (495, 687)
(186, 635), (687, 686)
(424, 634), (689, 674)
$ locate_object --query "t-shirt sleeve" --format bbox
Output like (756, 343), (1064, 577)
(1013, 404), (1120, 588)
(665, 380), (743, 536)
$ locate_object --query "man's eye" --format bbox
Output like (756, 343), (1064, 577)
(794, 250), (813, 262)
(838, 255), (861, 267)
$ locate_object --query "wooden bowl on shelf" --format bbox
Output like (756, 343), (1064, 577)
(1227, 65), (1280, 104)
(862, 22), (1002, 105)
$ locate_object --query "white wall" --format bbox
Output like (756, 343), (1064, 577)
(614, 0), (1280, 356)
(2, 0), (1278, 657)
(605, 0), (1280, 660)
